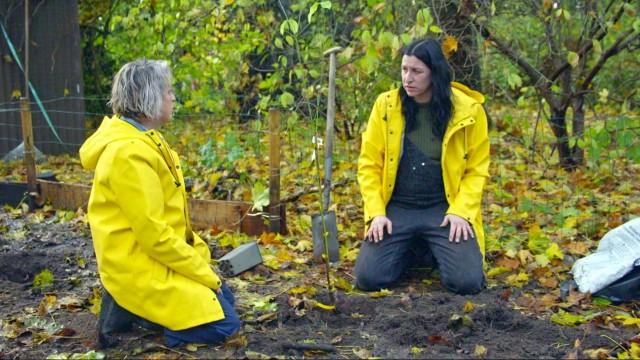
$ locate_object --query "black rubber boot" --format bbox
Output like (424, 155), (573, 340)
(96, 290), (137, 349)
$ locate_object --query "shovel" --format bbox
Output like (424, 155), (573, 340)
(312, 47), (342, 263)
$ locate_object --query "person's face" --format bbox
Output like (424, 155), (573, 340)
(401, 55), (432, 103)
(158, 86), (175, 125)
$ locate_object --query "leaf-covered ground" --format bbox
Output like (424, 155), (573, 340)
(1, 107), (640, 358)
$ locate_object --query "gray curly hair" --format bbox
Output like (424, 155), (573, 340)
(108, 59), (172, 121)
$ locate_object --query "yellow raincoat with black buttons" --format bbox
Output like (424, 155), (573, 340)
(358, 82), (490, 255)
(80, 115), (224, 330)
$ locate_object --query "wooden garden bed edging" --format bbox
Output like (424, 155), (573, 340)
(36, 179), (285, 236)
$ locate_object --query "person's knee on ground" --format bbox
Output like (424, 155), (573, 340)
(440, 268), (484, 295)
(165, 286), (241, 347)
(165, 311), (241, 347)
(354, 258), (402, 291)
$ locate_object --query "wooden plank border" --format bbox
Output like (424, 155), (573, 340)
(35, 180), (285, 236)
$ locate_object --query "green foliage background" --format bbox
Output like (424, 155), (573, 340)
(78, 0), (640, 170)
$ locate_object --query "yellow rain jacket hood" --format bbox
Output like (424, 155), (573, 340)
(80, 115), (224, 330)
(358, 82), (490, 254)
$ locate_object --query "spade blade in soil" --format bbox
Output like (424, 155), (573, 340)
(312, 211), (339, 263)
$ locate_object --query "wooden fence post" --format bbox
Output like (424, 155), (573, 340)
(20, 98), (37, 197)
(268, 109), (282, 233)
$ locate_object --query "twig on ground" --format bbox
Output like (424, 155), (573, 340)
(600, 334), (626, 352)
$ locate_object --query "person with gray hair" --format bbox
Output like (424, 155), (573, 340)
(79, 59), (240, 348)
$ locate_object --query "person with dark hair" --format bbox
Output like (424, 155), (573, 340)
(79, 60), (241, 348)
(355, 38), (490, 295)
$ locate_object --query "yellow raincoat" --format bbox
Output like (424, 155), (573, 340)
(358, 82), (490, 254)
(80, 115), (224, 330)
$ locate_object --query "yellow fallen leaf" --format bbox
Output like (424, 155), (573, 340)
(545, 243), (564, 261)
(292, 239), (312, 252)
(550, 309), (587, 326)
(289, 286), (308, 295)
(474, 344), (487, 357)
(505, 272), (529, 288)
(463, 300), (475, 313)
(486, 266), (511, 278)
(185, 343), (199, 352)
(620, 342), (640, 359)
(615, 315), (640, 327)
(334, 276), (354, 292)
(312, 301), (335, 311)
(582, 348), (609, 359)
(370, 289), (393, 298)
(37, 294), (58, 316)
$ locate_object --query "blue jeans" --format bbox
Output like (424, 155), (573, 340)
(164, 284), (241, 347)
(355, 203), (485, 295)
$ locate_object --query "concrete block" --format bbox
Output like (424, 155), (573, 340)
(218, 240), (263, 276)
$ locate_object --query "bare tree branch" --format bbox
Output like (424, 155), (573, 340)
(477, 25), (559, 108)
(581, 30), (639, 91)
(549, 0), (632, 82)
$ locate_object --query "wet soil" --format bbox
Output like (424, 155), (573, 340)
(0, 208), (634, 359)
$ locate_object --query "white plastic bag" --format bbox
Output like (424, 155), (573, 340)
(571, 217), (640, 294)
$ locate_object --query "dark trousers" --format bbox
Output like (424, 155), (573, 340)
(354, 203), (485, 295)
(98, 284), (240, 348)
(164, 283), (241, 347)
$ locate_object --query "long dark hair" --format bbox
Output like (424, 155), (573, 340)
(400, 38), (453, 138)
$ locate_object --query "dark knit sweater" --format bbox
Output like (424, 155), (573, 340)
(407, 104), (442, 160)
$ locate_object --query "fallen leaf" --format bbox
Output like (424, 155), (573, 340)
(545, 243), (564, 261)
(259, 232), (280, 245)
(37, 295), (58, 316)
(495, 256), (520, 270)
(185, 343), (199, 352)
(224, 333), (248, 348)
(428, 335), (451, 346)
(564, 241), (590, 256)
(291, 239), (312, 252)
(487, 266), (511, 278)
(312, 300), (335, 311)
(615, 315), (640, 328)
(245, 350), (272, 359)
(538, 276), (559, 288)
(474, 344), (487, 357)
(352, 347), (372, 359)
(54, 327), (77, 337)
(582, 348), (610, 359)
(334, 276), (354, 292)
(463, 300), (475, 313)
(505, 272), (529, 287)
(369, 289), (393, 298)
(256, 312), (278, 323)
(498, 288), (512, 301)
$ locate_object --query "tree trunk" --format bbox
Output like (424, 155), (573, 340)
(548, 107), (578, 170)
(571, 97), (586, 166)
(436, 0), (482, 90)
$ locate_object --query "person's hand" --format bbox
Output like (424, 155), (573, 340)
(365, 215), (392, 243)
(440, 214), (474, 243)
(215, 286), (222, 295)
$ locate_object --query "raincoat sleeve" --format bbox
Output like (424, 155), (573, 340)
(110, 145), (221, 290)
(447, 103), (490, 222)
(358, 94), (387, 224)
(192, 231), (212, 262)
